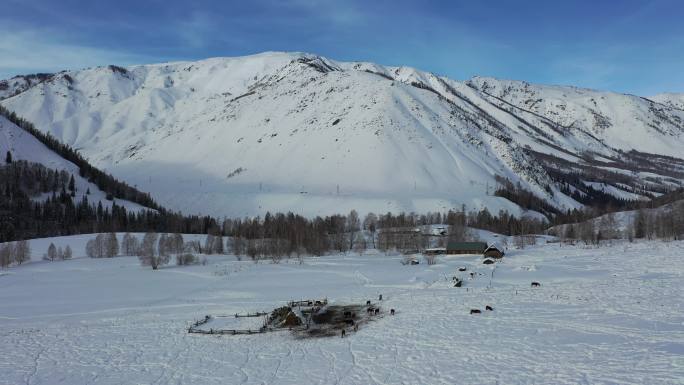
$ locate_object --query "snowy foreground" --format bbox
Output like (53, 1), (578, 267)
(1, 240), (683, 384)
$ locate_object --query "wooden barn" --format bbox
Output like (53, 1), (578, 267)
(446, 242), (487, 255)
(484, 243), (505, 259)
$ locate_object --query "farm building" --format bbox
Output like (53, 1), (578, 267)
(446, 242), (487, 255)
(484, 243), (505, 259)
(424, 247), (447, 256)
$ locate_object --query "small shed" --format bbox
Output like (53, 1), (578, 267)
(446, 242), (487, 255)
(484, 243), (505, 259)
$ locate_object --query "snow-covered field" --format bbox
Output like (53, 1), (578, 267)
(1, 239), (683, 384)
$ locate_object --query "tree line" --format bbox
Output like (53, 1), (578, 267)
(0, 105), (162, 210)
(0, 160), (219, 242)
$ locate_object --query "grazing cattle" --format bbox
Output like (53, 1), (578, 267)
(307, 301), (313, 306)
(458, 267), (467, 272)
(367, 307), (375, 314)
(390, 309), (395, 315)
(470, 309), (481, 314)
(454, 280), (462, 287)
(379, 294), (383, 301)
(531, 282), (541, 287)
(366, 300), (371, 306)
(315, 300), (323, 305)
(341, 329), (346, 338)
(485, 305), (493, 311)
(374, 308), (380, 315)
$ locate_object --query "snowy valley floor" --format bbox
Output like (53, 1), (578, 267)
(1, 240), (683, 384)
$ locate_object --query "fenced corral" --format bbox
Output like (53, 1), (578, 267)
(187, 297), (387, 338)
(233, 312), (268, 318)
(288, 298), (328, 308)
(188, 313), (269, 335)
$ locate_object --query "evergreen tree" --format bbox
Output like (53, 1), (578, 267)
(68, 175), (76, 193)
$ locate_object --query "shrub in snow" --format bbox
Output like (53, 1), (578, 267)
(176, 253), (198, 266)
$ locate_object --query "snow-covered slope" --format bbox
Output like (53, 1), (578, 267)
(0, 115), (150, 212)
(651, 92), (684, 111)
(2, 52), (684, 217)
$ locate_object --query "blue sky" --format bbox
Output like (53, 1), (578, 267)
(1, 0), (682, 95)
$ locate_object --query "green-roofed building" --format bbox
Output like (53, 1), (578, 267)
(446, 241), (488, 255)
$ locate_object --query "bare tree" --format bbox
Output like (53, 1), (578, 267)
(90, 234), (106, 258)
(0, 243), (12, 268)
(363, 212), (378, 248)
(204, 234), (215, 254)
(158, 234), (169, 258)
(105, 232), (119, 258)
(63, 245), (73, 260)
(122, 233), (139, 256)
(14, 240), (30, 265)
(170, 233), (184, 255)
(86, 239), (97, 258)
(231, 236), (245, 259)
(352, 233), (367, 255)
(139, 232), (161, 269)
(214, 234), (224, 254)
(347, 210), (360, 251)
(47, 243), (57, 261)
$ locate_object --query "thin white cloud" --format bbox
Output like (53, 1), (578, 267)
(0, 25), (154, 78)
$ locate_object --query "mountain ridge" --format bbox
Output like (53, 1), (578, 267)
(2, 52), (683, 218)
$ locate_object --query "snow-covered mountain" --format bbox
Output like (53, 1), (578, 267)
(2, 52), (683, 218)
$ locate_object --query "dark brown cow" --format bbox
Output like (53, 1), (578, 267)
(470, 309), (481, 314)
(390, 308), (395, 315)
(531, 282), (541, 287)
(485, 305), (494, 311)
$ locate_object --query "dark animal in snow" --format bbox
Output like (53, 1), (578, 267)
(390, 309), (395, 315)
(470, 309), (481, 314)
(531, 282), (541, 287)
(485, 305), (494, 311)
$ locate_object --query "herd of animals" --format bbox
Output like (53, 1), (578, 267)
(341, 294), (395, 338)
(452, 265), (542, 317)
(340, 261), (544, 337)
